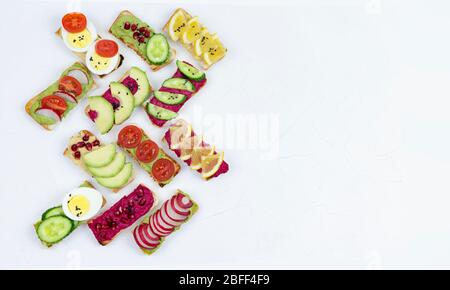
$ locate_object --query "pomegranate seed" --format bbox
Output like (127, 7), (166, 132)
(138, 37), (145, 43)
(128, 214), (135, 220)
(95, 223), (102, 231)
(124, 22), (130, 30)
(93, 140), (100, 146)
(77, 142), (85, 148)
(71, 144), (78, 152)
(82, 134), (89, 141)
(86, 143), (93, 151)
(74, 151), (81, 159)
(138, 198), (146, 206)
(131, 24), (137, 31)
(144, 30), (150, 38)
(133, 31), (139, 39)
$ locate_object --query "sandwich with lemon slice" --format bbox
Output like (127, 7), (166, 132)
(164, 8), (227, 69)
(163, 119), (229, 180)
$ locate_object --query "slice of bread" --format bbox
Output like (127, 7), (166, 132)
(109, 10), (176, 71)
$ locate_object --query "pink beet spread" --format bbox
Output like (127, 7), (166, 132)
(147, 61), (207, 127)
(102, 76), (139, 110)
(164, 128), (229, 178)
(88, 110), (98, 122)
(88, 185), (155, 245)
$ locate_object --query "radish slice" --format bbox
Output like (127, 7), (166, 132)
(171, 195), (190, 216)
(176, 193), (193, 209)
(137, 225), (160, 248)
(67, 69), (89, 85)
(143, 224), (162, 242)
(35, 108), (61, 121)
(156, 208), (175, 231)
(133, 226), (156, 250)
(163, 199), (187, 225)
(149, 213), (170, 237)
(53, 90), (77, 103)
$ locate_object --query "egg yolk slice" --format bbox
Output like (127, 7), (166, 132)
(67, 29), (93, 49)
(67, 195), (90, 218)
(89, 52), (111, 71)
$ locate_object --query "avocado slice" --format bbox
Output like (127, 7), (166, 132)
(129, 67), (151, 107)
(147, 103), (178, 121)
(176, 60), (205, 81)
(88, 97), (114, 134)
(95, 163), (133, 189)
(87, 151), (126, 178)
(82, 144), (116, 168)
(154, 91), (186, 105)
(110, 82), (134, 125)
(162, 78), (195, 92)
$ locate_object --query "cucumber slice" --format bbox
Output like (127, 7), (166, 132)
(176, 60), (205, 81)
(36, 216), (73, 244)
(42, 206), (65, 220)
(162, 78), (195, 92)
(154, 91), (187, 105)
(147, 103), (178, 121)
(146, 34), (170, 65)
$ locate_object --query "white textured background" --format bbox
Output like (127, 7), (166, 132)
(1, 0), (450, 269)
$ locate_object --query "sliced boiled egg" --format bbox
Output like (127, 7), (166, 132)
(62, 187), (103, 221)
(61, 12), (97, 53)
(85, 39), (119, 75)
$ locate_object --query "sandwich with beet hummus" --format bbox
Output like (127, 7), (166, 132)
(25, 62), (94, 130)
(85, 67), (152, 135)
(133, 190), (198, 255)
(163, 119), (229, 180)
(144, 60), (207, 127)
(109, 10), (175, 71)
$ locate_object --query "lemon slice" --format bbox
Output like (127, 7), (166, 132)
(203, 42), (227, 66)
(170, 120), (192, 149)
(201, 151), (224, 179)
(194, 31), (218, 56)
(190, 145), (215, 170)
(168, 10), (187, 41)
(180, 135), (203, 160)
(182, 17), (203, 44)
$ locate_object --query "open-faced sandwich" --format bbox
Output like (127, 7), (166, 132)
(86, 67), (152, 134)
(64, 130), (134, 192)
(117, 125), (180, 187)
(144, 60), (206, 127)
(164, 8), (227, 69)
(88, 184), (158, 246)
(35, 181), (105, 247)
(109, 10), (175, 71)
(133, 190), (197, 255)
(163, 119), (229, 180)
(25, 62), (94, 130)
(57, 12), (124, 77)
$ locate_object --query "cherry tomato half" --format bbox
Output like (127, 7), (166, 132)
(118, 125), (143, 148)
(59, 76), (83, 97)
(95, 39), (119, 58)
(136, 140), (159, 163)
(41, 95), (68, 116)
(62, 12), (87, 33)
(151, 158), (175, 182)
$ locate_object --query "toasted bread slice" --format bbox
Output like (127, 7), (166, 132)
(109, 10), (176, 71)
(25, 62), (95, 131)
(163, 8), (227, 69)
(64, 130), (135, 193)
(117, 124), (180, 187)
(55, 29), (124, 78)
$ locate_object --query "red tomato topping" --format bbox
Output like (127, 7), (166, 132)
(59, 76), (83, 96)
(62, 12), (87, 33)
(136, 140), (159, 163)
(41, 95), (68, 116)
(118, 125), (143, 148)
(151, 158), (175, 182)
(95, 39), (119, 58)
